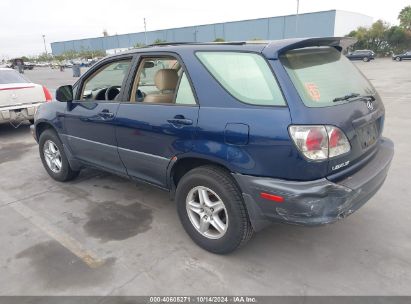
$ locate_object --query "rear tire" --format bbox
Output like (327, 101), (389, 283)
(39, 129), (79, 182)
(176, 165), (253, 254)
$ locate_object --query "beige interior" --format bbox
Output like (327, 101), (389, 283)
(144, 69), (179, 103)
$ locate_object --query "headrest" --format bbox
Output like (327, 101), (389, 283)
(155, 69), (178, 91)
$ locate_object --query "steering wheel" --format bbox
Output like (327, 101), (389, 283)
(105, 86), (121, 100)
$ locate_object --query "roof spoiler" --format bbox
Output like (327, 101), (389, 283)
(262, 37), (357, 59)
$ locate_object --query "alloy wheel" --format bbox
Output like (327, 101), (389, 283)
(43, 140), (62, 173)
(186, 186), (228, 239)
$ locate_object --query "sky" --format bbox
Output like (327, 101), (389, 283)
(0, 0), (409, 58)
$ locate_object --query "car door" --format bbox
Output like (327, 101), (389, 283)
(62, 57), (132, 176)
(115, 54), (199, 187)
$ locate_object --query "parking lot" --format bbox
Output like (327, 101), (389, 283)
(0, 59), (410, 296)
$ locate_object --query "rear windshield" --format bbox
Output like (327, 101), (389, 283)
(196, 52), (286, 106)
(0, 70), (28, 84)
(280, 47), (376, 107)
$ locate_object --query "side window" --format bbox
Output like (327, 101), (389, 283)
(175, 72), (196, 105)
(130, 56), (195, 105)
(196, 52), (286, 106)
(81, 59), (131, 101)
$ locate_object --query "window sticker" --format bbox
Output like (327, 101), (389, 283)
(304, 82), (321, 102)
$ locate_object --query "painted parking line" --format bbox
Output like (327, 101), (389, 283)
(11, 201), (105, 268)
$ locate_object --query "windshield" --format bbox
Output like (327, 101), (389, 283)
(0, 70), (28, 84)
(280, 47), (376, 107)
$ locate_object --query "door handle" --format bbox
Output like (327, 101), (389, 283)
(167, 115), (193, 126)
(98, 109), (114, 119)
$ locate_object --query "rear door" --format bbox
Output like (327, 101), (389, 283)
(62, 57), (132, 175)
(115, 53), (199, 187)
(278, 46), (384, 177)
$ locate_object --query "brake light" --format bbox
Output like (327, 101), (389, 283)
(42, 86), (52, 102)
(289, 126), (328, 160)
(326, 126), (350, 158)
(289, 125), (350, 160)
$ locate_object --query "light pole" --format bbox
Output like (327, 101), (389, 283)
(42, 34), (47, 55)
(295, 0), (300, 37)
(144, 18), (148, 45)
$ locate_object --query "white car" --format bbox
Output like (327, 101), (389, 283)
(0, 68), (52, 125)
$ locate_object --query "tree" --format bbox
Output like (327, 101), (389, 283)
(213, 38), (225, 42)
(153, 39), (167, 45)
(133, 43), (146, 48)
(346, 20), (410, 55)
(398, 6), (411, 30)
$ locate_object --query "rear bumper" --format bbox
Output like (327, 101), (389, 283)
(0, 103), (40, 124)
(233, 137), (394, 231)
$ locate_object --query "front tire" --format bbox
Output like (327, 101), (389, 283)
(363, 57), (370, 62)
(39, 129), (79, 182)
(395, 57), (402, 62)
(176, 165), (253, 254)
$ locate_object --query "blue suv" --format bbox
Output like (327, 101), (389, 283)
(32, 37), (394, 253)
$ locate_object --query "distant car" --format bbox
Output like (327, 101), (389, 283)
(63, 61), (73, 68)
(392, 51), (411, 61)
(9, 58), (34, 70)
(346, 50), (375, 62)
(0, 68), (52, 125)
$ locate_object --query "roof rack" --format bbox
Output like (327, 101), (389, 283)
(142, 41), (249, 48)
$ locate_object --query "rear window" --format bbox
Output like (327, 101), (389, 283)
(280, 47), (376, 107)
(0, 70), (28, 84)
(196, 52), (286, 106)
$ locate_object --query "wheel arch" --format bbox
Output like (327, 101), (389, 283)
(168, 156), (235, 199)
(35, 121), (59, 141)
(35, 121), (82, 171)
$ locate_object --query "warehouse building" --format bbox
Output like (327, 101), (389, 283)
(50, 10), (372, 55)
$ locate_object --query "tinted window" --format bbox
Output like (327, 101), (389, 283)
(280, 47), (376, 108)
(0, 70), (28, 84)
(196, 52), (286, 106)
(175, 72), (196, 105)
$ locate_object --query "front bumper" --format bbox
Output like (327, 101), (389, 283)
(233, 138), (394, 231)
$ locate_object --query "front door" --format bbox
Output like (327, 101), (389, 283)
(115, 55), (199, 187)
(62, 58), (132, 175)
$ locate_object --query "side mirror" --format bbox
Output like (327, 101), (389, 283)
(144, 61), (155, 68)
(56, 85), (73, 102)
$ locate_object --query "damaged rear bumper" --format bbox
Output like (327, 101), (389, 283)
(232, 138), (394, 231)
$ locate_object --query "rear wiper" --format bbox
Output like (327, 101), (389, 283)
(333, 93), (375, 103)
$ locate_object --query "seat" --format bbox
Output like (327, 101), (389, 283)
(144, 69), (178, 103)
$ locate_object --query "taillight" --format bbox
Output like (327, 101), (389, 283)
(289, 125), (350, 160)
(326, 126), (350, 158)
(42, 86), (52, 102)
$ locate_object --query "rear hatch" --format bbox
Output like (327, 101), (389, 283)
(0, 70), (45, 107)
(275, 42), (384, 178)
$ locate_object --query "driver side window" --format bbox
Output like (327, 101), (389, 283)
(81, 59), (131, 101)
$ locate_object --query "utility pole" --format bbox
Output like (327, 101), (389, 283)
(295, 0), (300, 37)
(42, 35), (47, 55)
(144, 18), (148, 45)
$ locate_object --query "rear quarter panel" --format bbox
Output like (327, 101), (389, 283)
(179, 49), (325, 180)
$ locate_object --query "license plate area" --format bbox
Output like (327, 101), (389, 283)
(357, 122), (378, 149)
